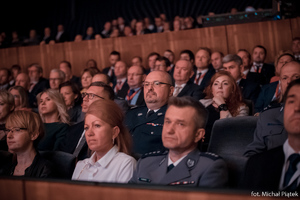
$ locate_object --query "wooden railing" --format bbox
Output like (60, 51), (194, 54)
(0, 17), (299, 78)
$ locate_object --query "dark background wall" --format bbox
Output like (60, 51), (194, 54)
(0, 0), (272, 41)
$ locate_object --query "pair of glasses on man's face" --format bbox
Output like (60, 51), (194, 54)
(143, 81), (171, 88)
(4, 128), (27, 135)
(81, 92), (104, 100)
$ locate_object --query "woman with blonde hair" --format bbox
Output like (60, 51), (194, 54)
(0, 110), (55, 178)
(37, 89), (69, 151)
(72, 99), (136, 183)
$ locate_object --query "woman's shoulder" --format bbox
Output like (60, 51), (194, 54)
(199, 99), (213, 107)
(115, 152), (137, 163)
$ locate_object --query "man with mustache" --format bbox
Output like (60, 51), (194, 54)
(125, 71), (174, 158)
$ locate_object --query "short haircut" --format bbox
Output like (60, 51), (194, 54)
(10, 64), (21, 72)
(59, 81), (82, 106)
(156, 56), (171, 67)
(213, 51), (224, 57)
(89, 81), (115, 100)
(283, 78), (300, 104)
(6, 110), (45, 149)
(128, 65), (146, 75)
(165, 49), (174, 56)
(180, 49), (195, 61)
(110, 51), (121, 59)
(168, 96), (208, 129)
(0, 90), (15, 110)
(50, 68), (65, 81)
(237, 49), (251, 60)
(253, 45), (267, 56)
(92, 73), (111, 84)
(0, 67), (11, 77)
(292, 37), (300, 42)
(132, 56), (142, 62)
(147, 52), (160, 60)
(197, 47), (212, 58)
(60, 61), (72, 69)
(28, 63), (43, 74)
(81, 67), (98, 77)
(222, 54), (243, 66)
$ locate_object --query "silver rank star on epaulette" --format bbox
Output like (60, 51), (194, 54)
(202, 152), (220, 160)
(138, 113), (143, 116)
(169, 181), (195, 185)
(157, 112), (163, 116)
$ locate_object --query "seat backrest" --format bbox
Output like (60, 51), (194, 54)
(39, 151), (76, 179)
(244, 99), (254, 116)
(207, 116), (258, 188)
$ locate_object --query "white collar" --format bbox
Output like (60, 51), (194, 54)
(86, 145), (118, 168)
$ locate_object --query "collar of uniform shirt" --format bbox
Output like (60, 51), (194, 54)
(168, 154), (187, 167)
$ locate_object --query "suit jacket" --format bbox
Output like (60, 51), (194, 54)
(254, 81), (278, 113)
(244, 105), (287, 157)
(243, 146), (300, 192)
(55, 31), (69, 43)
(176, 81), (203, 100)
(102, 66), (116, 83)
(125, 104), (168, 156)
(114, 80), (129, 99)
(127, 88), (145, 108)
(190, 65), (215, 93)
(246, 63), (275, 86)
(129, 148), (228, 187)
(70, 75), (82, 90)
(30, 77), (50, 108)
(58, 121), (89, 161)
(239, 78), (261, 105)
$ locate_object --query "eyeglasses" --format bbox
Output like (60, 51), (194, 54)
(127, 73), (143, 77)
(4, 127), (27, 135)
(82, 92), (104, 100)
(143, 81), (171, 88)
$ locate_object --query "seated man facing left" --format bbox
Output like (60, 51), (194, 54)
(129, 96), (228, 187)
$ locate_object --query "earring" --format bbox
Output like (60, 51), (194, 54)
(112, 138), (115, 145)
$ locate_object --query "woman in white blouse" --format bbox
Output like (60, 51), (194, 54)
(72, 99), (136, 183)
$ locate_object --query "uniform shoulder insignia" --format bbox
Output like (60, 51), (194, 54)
(262, 102), (282, 113)
(141, 150), (168, 158)
(201, 152), (221, 161)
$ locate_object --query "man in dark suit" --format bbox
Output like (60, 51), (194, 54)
(129, 96), (228, 187)
(113, 61), (128, 99)
(125, 71), (174, 157)
(126, 65), (146, 108)
(58, 82), (115, 161)
(247, 45), (275, 86)
(292, 37), (300, 61)
(102, 51), (120, 83)
(55, 24), (69, 43)
(59, 61), (81, 89)
(0, 68), (11, 90)
(173, 59), (202, 100)
(243, 78), (300, 192)
(222, 54), (260, 105)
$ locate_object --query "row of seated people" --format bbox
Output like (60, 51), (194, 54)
(0, 6), (265, 47)
(0, 76), (299, 192)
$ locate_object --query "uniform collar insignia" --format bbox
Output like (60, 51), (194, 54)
(138, 113), (143, 116)
(186, 159), (195, 168)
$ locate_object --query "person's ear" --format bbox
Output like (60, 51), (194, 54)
(169, 86), (174, 97)
(112, 126), (120, 141)
(194, 128), (205, 143)
(30, 131), (39, 141)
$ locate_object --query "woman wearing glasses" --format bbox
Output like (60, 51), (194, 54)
(37, 89), (69, 151)
(1, 110), (55, 177)
(72, 99), (136, 183)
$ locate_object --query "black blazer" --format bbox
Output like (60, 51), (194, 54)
(190, 65), (216, 93)
(254, 81), (278, 113)
(176, 81), (203, 100)
(239, 78), (261, 104)
(102, 66), (116, 83)
(246, 63), (275, 86)
(114, 80), (129, 99)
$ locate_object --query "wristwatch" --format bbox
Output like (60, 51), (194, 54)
(218, 104), (228, 111)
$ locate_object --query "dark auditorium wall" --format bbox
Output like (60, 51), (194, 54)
(0, 0), (272, 41)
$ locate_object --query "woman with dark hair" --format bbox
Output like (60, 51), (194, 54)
(0, 110), (55, 178)
(59, 81), (83, 124)
(80, 68), (98, 94)
(200, 71), (249, 150)
(9, 86), (30, 111)
(72, 99), (136, 183)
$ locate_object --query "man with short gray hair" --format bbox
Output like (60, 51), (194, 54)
(49, 69), (65, 90)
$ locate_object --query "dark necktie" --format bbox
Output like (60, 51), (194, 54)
(146, 110), (154, 118)
(129, 89), (135, 96)
(167, 164), (174, 173)
(256, 65), (260, 73)
(283, 153), (300, 191)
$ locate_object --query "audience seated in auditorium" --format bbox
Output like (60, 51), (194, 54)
(247, 45), (275, 86)
(10, 31), (23, 47)
(113, 61), (128, 99)
(237, 49), (252, 79)
(8, 86), (30, 111)
(131, 56), (143, 68)
(173, 19), (182, 32)
(292, 37), (300, 61)
(101, 21), (112, 38)
(254, 58), (298, 113)
(244, 61), (300, 157)
(72, 99), (136, 183)
(40, 27), (54, 45)
(59, 81), (83, 125)
(102, 51), (120, 83)
(80, 68), (98, 94)
(125, 71), (174, 157)
(270, 51), (294, 83)
(0, 91), (14, 151)
(59, 61), (81, 89)
(49, 69), (65, 90)
(15, 73), (36, 109)
(184, 16), (194, 30)
(134, 20), (151, 36)
(173, 59), (202, 100)
(23, 29), (41, 46)
(84, 26), (95, 40)
(59, 81), (115, 160)
(126, 65), (146, 108)
(153, 17), (164, 33)
(144, 17), (155, 32)
(0, 110), (56, 178)
(37, 89), (69, 151)
(200, 71), (249, 151)
(146, 52), (160, 74)
(117, 17), (125, 35)
(192, 47), (216, 93)
(9, 64), (21, 86)
(129, 96), (228, 187)
(123, 26), (133, 37)
(211, 51), (224, 72)
(55, 24), (69, 43)
(154, 56), (171, 72)
(0, 68), (12, 90)
(222, 54), (260, 105)
(243, 78), (300, 192)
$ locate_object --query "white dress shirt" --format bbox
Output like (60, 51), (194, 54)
(72, 145), (136, 183)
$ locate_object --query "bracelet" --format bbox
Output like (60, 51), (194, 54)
(218, 104), (228, 111)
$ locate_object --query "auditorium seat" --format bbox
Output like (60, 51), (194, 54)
(207, 116), (258, 188)
(244, 99), (254, 116)
(40, 151), (76, 179)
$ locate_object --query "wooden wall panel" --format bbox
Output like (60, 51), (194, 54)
(0, 179), (24, 200)
(17, 46), (41, 72)
(290, 17), (300, 38)
(226, 19), (292, 63)
(97, 38), (115, 72)
(0, 47), (19, 69)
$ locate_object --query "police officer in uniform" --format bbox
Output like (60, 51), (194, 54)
(129, 96), (228, 187)
(125, 71), (174, 158)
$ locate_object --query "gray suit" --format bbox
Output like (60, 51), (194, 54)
(244, 104), (287, 157)
(129, 149), (228, 187)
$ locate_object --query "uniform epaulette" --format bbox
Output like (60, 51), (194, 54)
(141, 150), (168, 158)
(262, 102), (283, 113)
(200, 152), (220, 161)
